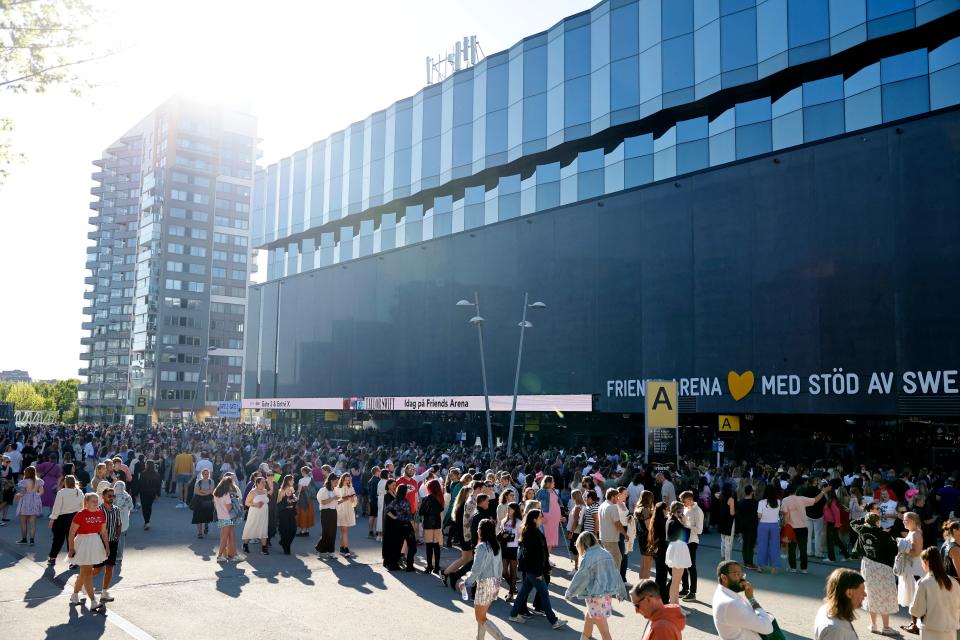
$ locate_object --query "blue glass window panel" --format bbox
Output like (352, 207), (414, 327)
(537, 161), (561, 182)
(638, 0), (662, 52)
(736, 97), (771, 125)
(565, 26), (591, 79)
(549, 30), (564, 88)
(844, 86), (882, 129)
(882, 49), (928, 82)
(868, 9), (915, 38)
(709, 128), (736, 164)
(611, 3), (640, 60)
(394, 108), (413, 149)
(579, 148), (605, 171)
(803, 75), (843, 106)
(803, 101), (844, 140)
(560, 174), (578, 204)
(829, 0), (865, 35)
(277, 159), (290, 236)
(881, 76), (929, 121)
(788, 0), (829, 46)
(695, 0), (720, 29)
(662, 35), (695, 92)
(653, 146), (677, 181)
(710, 106), (735, 133)
(772, 110), (804, 149)
(537, 181), (561, 210)
(453, 80), (473, 127)
(452, 124), (472, 168)
(930, 65), (960, 108)
(677, 139), (709, 173)
(591, 10), (611, 72)
(578, 169), (604, 199)
(845, 62), (880, 96)
(695, 20), (721, 83)
(677, 115), (708, 142)
(522, 93), (547, 143)
(721, 8), (758, 71)
(485, 109), (508, 155)
(264, 165), (277, 242)
(624, 155), (654, 187)
(624, 133), (654, 157)
(498, 192), (520, 220)
(564, 75), (591, 127)
(721, 0), (754, 15)
(421, 137), (440, 180)
(499, 173), (521, 195)
(735, 121), (772, 158)
(663, 0), (694, 39)
(917, 0), (960, 25)
(419, 95), (439, 142)
(547, 84), (564, 136)
(654, 125), (676, 152)
(509, 52), (523, 107)
(611, 56), (640, 110)
(773, 86), (802, 116)
(592, 63), (611, 124)
(524, 45), (548, 97)
(930, 36), (960, 72)
(508, 101), (522, 152)
(757, 0), (788, 61)
(486, 61), (509, 111)
(639, 45), (662, 103)
(867, 0), (912, 19)
(605, 159), (625, 194)
(393, 148), (410, 191)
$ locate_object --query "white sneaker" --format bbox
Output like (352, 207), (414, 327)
(176, 503), (186, 509)
(551, 619), (568, 630)
(99, 591), (114, 602)
(69, 593), (80, 606)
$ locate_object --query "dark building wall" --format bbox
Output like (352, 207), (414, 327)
(245, 109), (960, 416)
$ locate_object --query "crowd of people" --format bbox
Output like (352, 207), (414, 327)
(1, 422), (959, 638)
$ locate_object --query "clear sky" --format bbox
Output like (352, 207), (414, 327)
(0, 0), (593, 381)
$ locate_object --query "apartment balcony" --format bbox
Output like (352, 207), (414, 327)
(90, 201), (102, 210)
(84, 275), (96, 285)
(81, 321), (94, 330)
(81, 306), (93, 316)
(82, 290), (94, 299)
(78, 367), (93, 376)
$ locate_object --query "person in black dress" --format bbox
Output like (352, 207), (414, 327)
(277, 475), (298, 554)
(652, 501), (669, 603)
(384, 484), (415, 571)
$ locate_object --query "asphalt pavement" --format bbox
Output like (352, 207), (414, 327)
(0, 497), (912, 639)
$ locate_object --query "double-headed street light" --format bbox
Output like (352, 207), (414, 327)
(456, 293), (493, 452)
(507, 294), (547, 454)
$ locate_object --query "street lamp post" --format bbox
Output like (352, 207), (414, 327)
(506, 294), (547, 455)
(456, 293), (494, 453)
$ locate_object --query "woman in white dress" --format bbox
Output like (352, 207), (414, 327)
(375, 470), (389, 541)
(242, 477), (270, 555)
(897, 512), (925, 634)
(336, 473), (357, 558)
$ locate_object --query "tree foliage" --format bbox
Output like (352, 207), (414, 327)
(1, 0), (103, 183)
(0, 378), (79, 421)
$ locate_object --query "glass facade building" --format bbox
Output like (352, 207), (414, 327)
(80, 98), (257, 424)
(245, 1), (960, 427)
(255, 0), (960, 277)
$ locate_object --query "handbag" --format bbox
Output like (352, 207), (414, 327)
(760, 618), (787, 640)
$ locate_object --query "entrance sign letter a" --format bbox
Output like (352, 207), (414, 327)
(645, 380), (678, 429)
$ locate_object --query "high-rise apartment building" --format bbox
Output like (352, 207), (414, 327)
(79, 97), (257, 424)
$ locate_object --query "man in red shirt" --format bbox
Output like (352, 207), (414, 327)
(632, 579), (686, 640)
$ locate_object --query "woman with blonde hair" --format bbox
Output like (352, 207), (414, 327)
(664, 501), (691, 607)
(15, 466), (44, 545)
(898, 512), (925, 634)
(459, 519), (509, 640)
(336, 473), (357, 558)
(909, 546), (960, 640)
(565, 531), (628, 640)
(47, 474), (84, 565)
(443, 485), (474, 585)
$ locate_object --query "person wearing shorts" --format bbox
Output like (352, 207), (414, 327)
(565, 531), (628, 640)
(460, 519), (510, 639)
(91, 487), (122, 603)
(173, 451), (194, 508)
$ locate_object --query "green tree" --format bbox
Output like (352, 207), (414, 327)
(51, 378), (79, 423)
(0, 380), (11, 402)
(5, 380), (45, 410)
(1, 0), (104, 184)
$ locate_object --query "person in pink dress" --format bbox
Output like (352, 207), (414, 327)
(536, 475), (565, 550)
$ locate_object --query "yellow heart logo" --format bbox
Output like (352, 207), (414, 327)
(727, 371), (755, 401)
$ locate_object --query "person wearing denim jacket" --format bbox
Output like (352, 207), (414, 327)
(566, 532), (628, 640)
